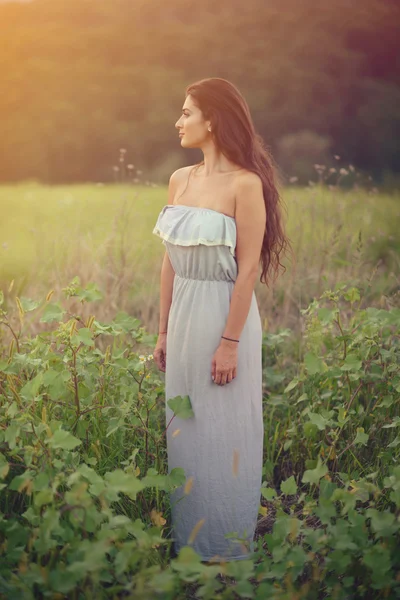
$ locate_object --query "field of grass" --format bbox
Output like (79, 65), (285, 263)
(0, 181), (399, 342)
(1, 181), (400, 597)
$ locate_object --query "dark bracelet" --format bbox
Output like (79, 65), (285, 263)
(221, 335), (239, 343)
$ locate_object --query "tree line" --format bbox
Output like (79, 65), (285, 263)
(0, 0), (399, 185)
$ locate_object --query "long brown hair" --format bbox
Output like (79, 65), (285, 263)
(182, 77), (293, 287)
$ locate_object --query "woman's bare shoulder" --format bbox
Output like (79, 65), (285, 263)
(169, 165), (199, 204)
(170, 164), (197, 182)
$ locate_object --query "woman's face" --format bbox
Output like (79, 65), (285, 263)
(175, 95), (211, 148)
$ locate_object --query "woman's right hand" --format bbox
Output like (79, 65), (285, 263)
(154, 333), (167, 372)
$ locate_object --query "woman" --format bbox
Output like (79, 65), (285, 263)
(153, 77), (291, 563)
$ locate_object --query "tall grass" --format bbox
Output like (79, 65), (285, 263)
(0, 175), (399, 346)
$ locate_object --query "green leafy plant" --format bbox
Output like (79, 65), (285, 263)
(1, 278), (399, 599)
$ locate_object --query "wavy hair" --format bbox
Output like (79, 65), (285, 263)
(180, 77), (293, 286)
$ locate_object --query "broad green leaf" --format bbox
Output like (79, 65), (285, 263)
(48, 428), (82, 450)
(20, 297), (41, 312)
(304, 352), (326, 375)
(75, 282), (103, 303)
(365, 508), (397, 537)
(40, 302), (65, 323)
(354, 427), (369, 446)
(167, 467), (186, 489)
(308, 412), (330, 430)
(303, 422), (319, 439)
(261, 487), (277, 500)
(113, 311), (141, 333)
(167, 395), (194, 419)
(72, 327), (94, 346)
(318, 307), (336, 323)
(34, 489), (53, 508)
(280, 475), (298, 495)
(302, 457), (328, 485)
(20, 372), (43, 400)
(5, 423), (20, 450)
(104, 469), (144, 500)
(341, 353), (362, 371)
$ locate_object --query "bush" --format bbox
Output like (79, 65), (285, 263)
(0, 278), (399, 598)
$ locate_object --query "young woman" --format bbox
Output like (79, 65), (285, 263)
(153, 77), (291, 563)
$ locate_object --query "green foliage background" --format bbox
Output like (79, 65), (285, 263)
(0, 0), (399, 184)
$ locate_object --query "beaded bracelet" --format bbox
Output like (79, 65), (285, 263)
(221, 335), (239, 343)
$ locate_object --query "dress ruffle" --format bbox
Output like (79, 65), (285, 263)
(152, 204), (237, 257)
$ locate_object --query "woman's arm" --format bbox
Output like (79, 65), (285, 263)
(158, 251), (175, 333)
(157, 169), (183, 333)
(220, 173), (266, 344)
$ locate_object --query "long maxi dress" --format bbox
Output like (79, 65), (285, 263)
(152, 203), (264, 562)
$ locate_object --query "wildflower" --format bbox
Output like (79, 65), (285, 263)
(136, 170), (143, 175)
(329, 168), (336, 173)
(349, 164), (355, 172)
(127, 164), (134, 170)
(334, 154), (340, 160)
(113, 166), (119, 172)
(289, 176), (298, 183)
(339, 168), (349, 175)
(119, 148), (127, 154)
(139, 355), (146, 362)
(147, 354), (154, 360)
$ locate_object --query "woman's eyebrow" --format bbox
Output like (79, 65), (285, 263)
(182, 108), (191, 113)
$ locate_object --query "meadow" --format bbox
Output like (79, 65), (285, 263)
(0, 177), (399, 341)
(0, 177), (399, 599)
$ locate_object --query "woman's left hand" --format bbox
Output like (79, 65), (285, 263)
(211, 340), (238, 385)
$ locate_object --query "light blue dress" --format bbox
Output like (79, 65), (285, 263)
(153, 204), (264, 562)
